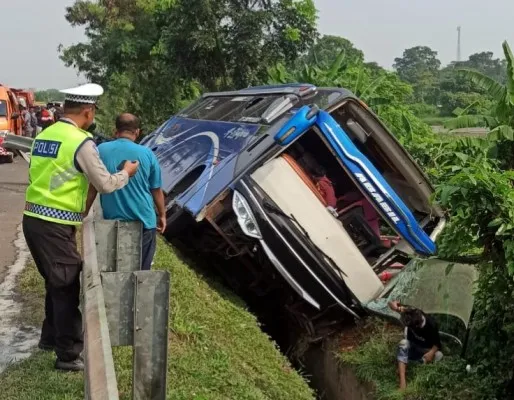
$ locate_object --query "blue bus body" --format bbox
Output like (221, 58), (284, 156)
(142, 85), (444, 317)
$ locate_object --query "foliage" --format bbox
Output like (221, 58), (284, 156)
(408, 103), (439, 118)
(299, 35), (364, 67)
(438, 91), (493, 117)
(61, 0), (317, 129)
(455, 52), (507, 84)
(432, 150), (514, 392)
(398, 49), (505, 121)
(0, 238), (314, 399)
(268, 49), (433, 143)
(341, 320), (496, 400)
(444, 42), (514, 168)
(34, 89), (65, 103)
(393, 46), (441, 103)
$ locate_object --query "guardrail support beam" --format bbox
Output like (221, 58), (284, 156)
(83, 220), (120, 400)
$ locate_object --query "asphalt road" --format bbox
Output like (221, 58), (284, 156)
(0, 157), (28, 281)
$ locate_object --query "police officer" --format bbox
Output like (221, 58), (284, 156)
(22, 83), (139, 371)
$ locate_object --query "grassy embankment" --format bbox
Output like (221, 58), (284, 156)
(0, 237), (314, 400)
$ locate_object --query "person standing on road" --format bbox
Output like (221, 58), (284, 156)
(21, 105), (33, 137)
(29, 106), (39, 137)
(40, 107), (54, 130)
(22, 84), (140, 372)
(85, 113), (166, 270)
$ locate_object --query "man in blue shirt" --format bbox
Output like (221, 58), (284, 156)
(86, 113), (166, 270)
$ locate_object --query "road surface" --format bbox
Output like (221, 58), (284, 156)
(0, 156), (39, 373)
(0, 158), (28, 281)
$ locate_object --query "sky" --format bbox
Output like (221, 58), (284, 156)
(2, 0), (514, 89)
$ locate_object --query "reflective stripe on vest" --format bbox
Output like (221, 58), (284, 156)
(25, 121), (92, 226)
(25, 202), (83, 223)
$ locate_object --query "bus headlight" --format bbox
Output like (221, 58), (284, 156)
(232, 191), (262, 239)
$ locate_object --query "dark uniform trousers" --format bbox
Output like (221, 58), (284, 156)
(22, 215), (83, 362)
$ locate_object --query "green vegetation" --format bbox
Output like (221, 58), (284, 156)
(268, 46), (433, 143)
(393, 46), (441, 104)
(0, 238), (314, 400)
(35, 89), (65, 103)
(60, 0), (317, 132)
(340, 320), (490, 400)
(444, 42), (514, 145)
(15, 261), (45, 327)
(392, 44), (507, 125)
(421, 116), (449, 126)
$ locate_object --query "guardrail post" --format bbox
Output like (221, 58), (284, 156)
(133, 271), (170, 399)
(92, 218), (170, 400)
(83, 219), (120, 400)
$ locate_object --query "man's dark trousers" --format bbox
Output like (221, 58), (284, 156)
(141, 228), (157, 270)
(22, 215), (83, 362)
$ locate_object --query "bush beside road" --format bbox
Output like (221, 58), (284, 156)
(0, 237), (314, 400)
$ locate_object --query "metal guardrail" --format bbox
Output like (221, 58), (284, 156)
(6, 133), (171, 398)
(82, 215), (170, 400)
(2, 133), (32, 162)
(2, 133), (34, 152)
(82, 219), (120, 399)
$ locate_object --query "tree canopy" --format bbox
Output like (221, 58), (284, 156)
(456, 51), (506, 83)
(60, 0), (317, 129)
(300, 35), (364, 67)
(34, 89), (65, 103)
(393, 46), (441, 103)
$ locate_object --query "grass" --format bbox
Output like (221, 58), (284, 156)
(15, 261), (45, 327)
(0, 237), (314, 400)
(339, 320), (485, 400)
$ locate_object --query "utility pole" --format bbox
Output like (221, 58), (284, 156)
(457, 26), (462, 62)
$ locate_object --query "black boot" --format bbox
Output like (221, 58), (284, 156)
(55, 357), (84, 372)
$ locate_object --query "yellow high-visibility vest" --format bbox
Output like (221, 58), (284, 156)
(24, 121), (92, 225)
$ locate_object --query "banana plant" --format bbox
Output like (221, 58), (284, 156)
(445, 41), (514, 141)
(267, 50), (391, 109)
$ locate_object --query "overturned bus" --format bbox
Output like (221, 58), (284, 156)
(141, 84), (472, 338)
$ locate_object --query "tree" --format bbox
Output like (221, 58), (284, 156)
(393, 46), (441, 103)
(35, 89), (65, 103)
(268, 50), (432, 141)
(445, 42), (514, 137)
(438, 91), (492, 117)
(432, 53), (507, 118)
(160, 0), (317, 90)
(60, 0), (317, 129)
(457, 51), (507, 83)
(301, 35), (364, 67)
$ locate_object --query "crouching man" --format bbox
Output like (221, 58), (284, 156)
(388, 301), (443, 390)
